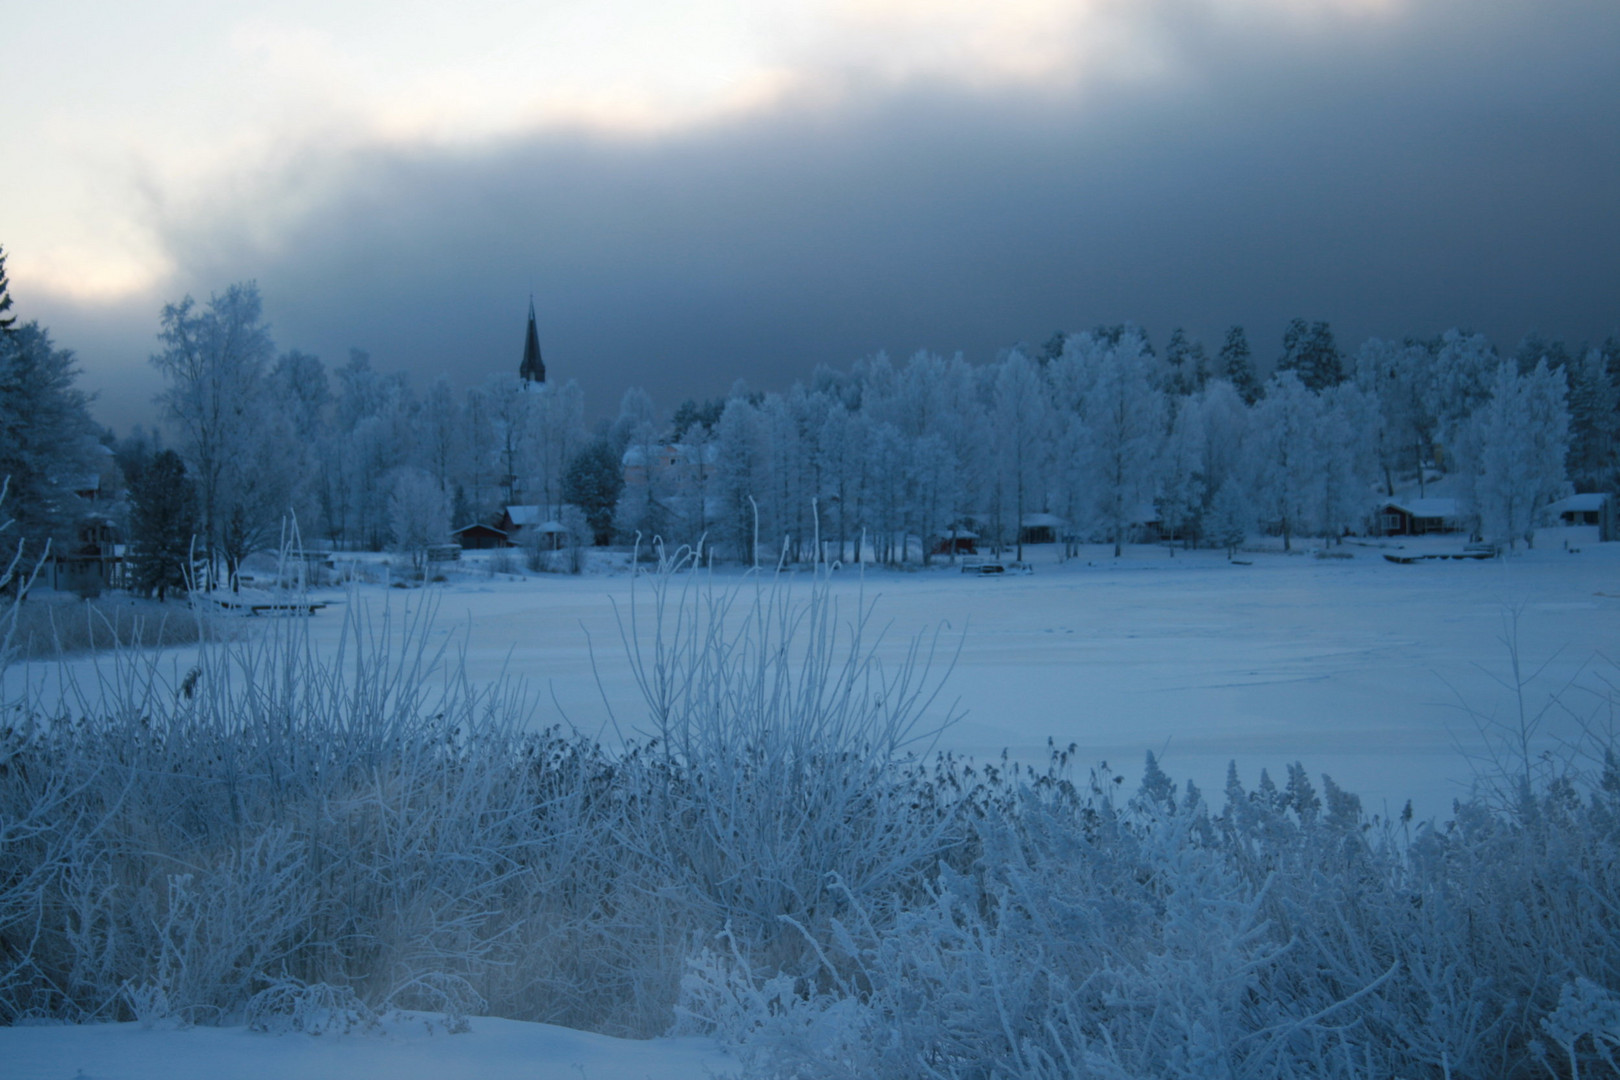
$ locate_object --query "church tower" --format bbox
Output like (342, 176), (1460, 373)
(519, 299), (546, 385)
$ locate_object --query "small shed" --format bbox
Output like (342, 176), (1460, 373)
(1018, 513), (1065, 546)
(452, 523), (510, 549)
(1377, 498), (1461, 536)
(533, 521), (570, 551)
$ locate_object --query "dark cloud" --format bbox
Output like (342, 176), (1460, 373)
(38, 0), (1620, 432)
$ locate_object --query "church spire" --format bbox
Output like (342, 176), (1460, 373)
(519, 298), (546, 384)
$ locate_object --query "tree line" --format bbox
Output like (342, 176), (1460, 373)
(3, 268), (1617, 592)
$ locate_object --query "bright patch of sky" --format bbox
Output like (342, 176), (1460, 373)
(11, 0), (1401, 303)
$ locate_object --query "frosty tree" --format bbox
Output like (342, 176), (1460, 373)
(991, 349), (1051, 560)
(1461, 360), (1571, 549)
(1062, 329), (1165, 557)
(389, 467), (450, 572)
(1246, 371), (1321, 551)
(1425, 329), (1496, 473)
(151, 283), (296, 584)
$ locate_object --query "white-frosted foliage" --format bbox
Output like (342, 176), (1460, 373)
(1187, 379), (1252, 521)
(684, 751), (1620, 1080)
(1427, 329), (1498, 463)
(389, 467), (450, 567)
(1315, 381), (1381, 540)
(990, 349), (1052, 556)
(1052, 329), (1166, 555)
(1460, 360), (1571, 548)
(1245, 371), (1323, 550)
(1354, 337), (1432, 492)
(1156, 400), (1206, 547)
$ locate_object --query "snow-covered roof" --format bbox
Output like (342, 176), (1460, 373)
(1020, 512), (1066, 528)
(504, 505), (543, 526)
(536, 521), (569, 534)
(1549, 493), (1609, 514)
(1383, 498), (1460, 519)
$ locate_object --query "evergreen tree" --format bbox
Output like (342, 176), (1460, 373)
(1277, 318), (1344, 392)
(563, 438), (625, 546)
(1219, 326), (1262, 405)
(1164, 328), (1195, 396)
(1038, 331), (1068, 365)
(451, 484), (474, 531)
(671, 397), (725, 443)
(1514, 331), (1572, 375)
(0, 321), (96, 562)
(1567, 347), (1619, 491)
(0, 244), (16, 334)
(127, 449), (198, 599)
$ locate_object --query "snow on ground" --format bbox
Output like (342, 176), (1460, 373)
(11, 530), (1618, 826)
(0, 1015), (735, 1080)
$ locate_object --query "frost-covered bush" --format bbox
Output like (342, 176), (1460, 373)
(681, 749), (1620, 1080)
(0, 558), (962, 1035)
(614, 548), (961, 972)
(0, 595), (683, 1034)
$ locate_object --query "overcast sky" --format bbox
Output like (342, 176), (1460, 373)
(6, 0), (1618, 432)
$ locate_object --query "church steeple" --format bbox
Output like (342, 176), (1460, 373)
(519, 298), (546, 384)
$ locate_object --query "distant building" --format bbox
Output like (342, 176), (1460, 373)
(451, 522), (509, 549)
(1376, 498), (1462, 536)
(1544, 492), (1615, 541)
(519, 299), (546, 385)
(620, 442), (717, 488)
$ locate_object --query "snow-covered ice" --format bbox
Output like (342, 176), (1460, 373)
(0, 1015), (734, 1080)
(20, 532), (1613, 825)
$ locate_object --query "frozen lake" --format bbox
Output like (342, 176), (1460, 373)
(12, 531), (1618, 825)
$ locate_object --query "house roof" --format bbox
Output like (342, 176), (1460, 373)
(1020, 512), (1066, 528)
(1550, 492), (1609, 514)
(452, 522), (507, 537)
(504, 505), (543, 526)
(1382, 498), (1460, 519)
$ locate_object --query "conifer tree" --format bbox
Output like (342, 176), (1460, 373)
(563, 438), (625, 546)
(127, 449), (199, 599)
(0, 244), (16, 334)
(0, 322), (95, 560)
(1219, 326), (1262, 405)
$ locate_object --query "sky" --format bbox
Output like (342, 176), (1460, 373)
(6, 0), (1619, 433)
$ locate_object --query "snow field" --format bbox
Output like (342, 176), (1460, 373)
(309, 533), (1619, 824)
